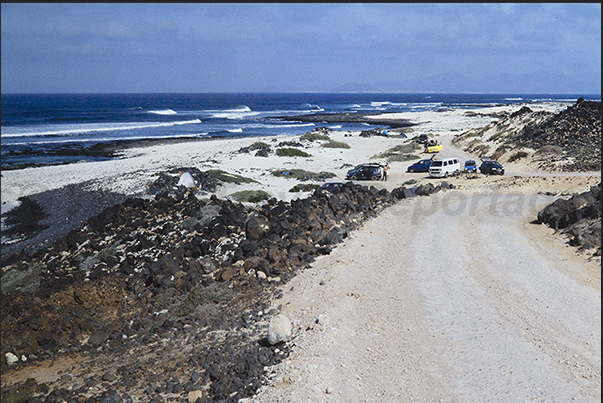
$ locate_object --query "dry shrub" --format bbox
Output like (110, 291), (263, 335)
(508, 151), (529, 162)
(535, 145), (564, 155)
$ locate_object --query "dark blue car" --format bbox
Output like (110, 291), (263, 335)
(407, 159), (432, 173)
(480, 160), (505, 175)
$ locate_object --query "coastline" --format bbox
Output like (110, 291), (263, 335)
(1, 100), (599, 261)
(0, 112), (416, 172)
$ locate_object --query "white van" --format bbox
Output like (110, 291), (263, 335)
(429, 157), (460, 178)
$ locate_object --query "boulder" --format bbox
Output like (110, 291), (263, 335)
(268, 314), (292, 345)
(245, 215), (272, 241)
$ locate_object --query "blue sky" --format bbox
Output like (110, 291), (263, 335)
(1, 3), (600, 94)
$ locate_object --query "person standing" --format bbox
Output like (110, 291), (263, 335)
(383, 163), (390, 181)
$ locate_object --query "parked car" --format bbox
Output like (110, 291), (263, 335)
(417, 134), (429, 144)
(425, 140), (443, 153)
(346, 163), (383, 181)
(319, 182), (344, 193)
(428, 157), (460, 178)
(464, 160), (478, 172)
(479, 160), (505, 175)
(407, 159), (433, 173)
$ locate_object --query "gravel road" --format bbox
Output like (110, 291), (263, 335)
(251, 191), (601, 402)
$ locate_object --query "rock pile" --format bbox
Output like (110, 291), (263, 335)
(147, 167), (221, 195)
(1, 179), (449, 402)
(359, 128), (389, 137)
(536, 182), (601, 256)
(517, 98), (601, 171)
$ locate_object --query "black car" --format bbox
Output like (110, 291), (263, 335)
(479, 160), (505, 175)
(417, 134), (429, 144)
(319, 182), (344, 193)
(345, 163), (383, 181)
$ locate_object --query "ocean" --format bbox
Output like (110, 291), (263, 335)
(1, 92), (599, 169)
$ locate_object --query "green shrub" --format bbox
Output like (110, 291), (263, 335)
(229, 190), (272, 203)
(371, 142), (421, 161)
(301, 132), (330, 141)
(251, 141), (271, 149)
(206, 169), (259, 184)
(387, 154), (420, 162)
(272, 168), (312, 179)
(272, 169), (336, 181)
(276, 147), (311, 157)
(322, 140), (351, 149)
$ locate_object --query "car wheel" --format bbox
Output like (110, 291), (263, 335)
(408, 168), (414, 173)
(444, 172), (448, 178)
(371, 175), (379, 181)
(350, 175), (357, 180)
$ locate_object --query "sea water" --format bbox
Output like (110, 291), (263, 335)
(1, 92), (598, 168)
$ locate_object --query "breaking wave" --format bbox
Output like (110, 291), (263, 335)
(2, 119), (202, 138)
(148, 109), (178, 115)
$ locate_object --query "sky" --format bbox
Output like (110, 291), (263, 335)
(1, 3), (601, 94)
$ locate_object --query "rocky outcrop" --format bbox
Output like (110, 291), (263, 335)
(536, 183), (601, 255)
(517, 98), (601, 171)
(452, 98), (601, 172)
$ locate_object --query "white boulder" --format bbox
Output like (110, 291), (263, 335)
(5, 352), (19, 366)
(268, 314), (292, 345)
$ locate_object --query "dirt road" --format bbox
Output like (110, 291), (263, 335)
(251, 191), (601, 402)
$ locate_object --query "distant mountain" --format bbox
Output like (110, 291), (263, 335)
(329, 82), (383, 93)
(338, 71), (600, 94)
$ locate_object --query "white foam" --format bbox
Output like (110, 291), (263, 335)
(371, 101), (391, 107)
(148, 109), (177, 115)
(212, 105), (260, 119)
(1, 119), (202, 138)
(8, 133), (205, 146)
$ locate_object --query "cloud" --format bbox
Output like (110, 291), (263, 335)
(1, 3), (600, 93)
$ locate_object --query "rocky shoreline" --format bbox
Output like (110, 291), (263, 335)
(271, 112), (417, 129)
